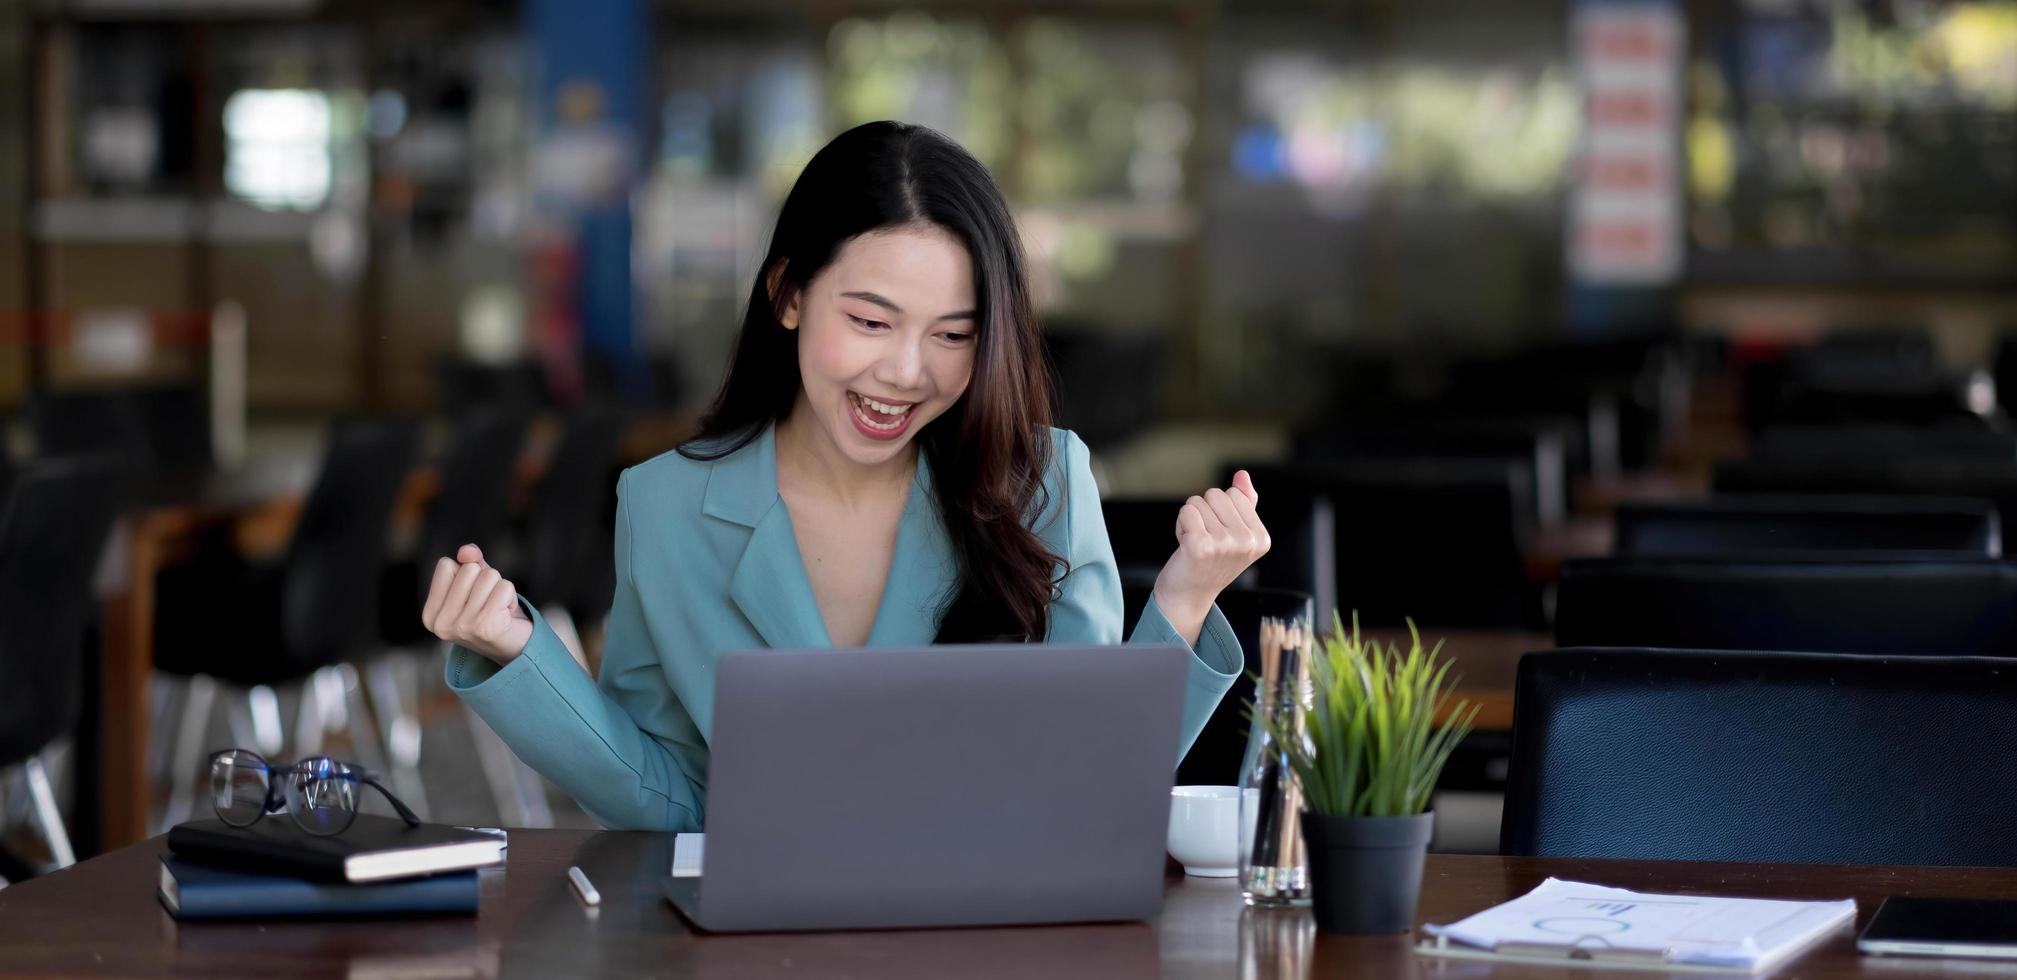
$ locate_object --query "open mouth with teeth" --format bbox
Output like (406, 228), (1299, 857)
(847, 390), (917, 438)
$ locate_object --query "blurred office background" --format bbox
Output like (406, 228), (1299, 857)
(7, 0), (2017, 874)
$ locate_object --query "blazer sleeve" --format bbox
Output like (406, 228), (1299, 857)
(443, 470), (705, 832)
(1042, 431), (1241, 764)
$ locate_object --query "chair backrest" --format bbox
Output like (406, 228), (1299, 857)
(1716, 458), (2017, 536)
(1047, 329), (1167, 452)
(518, 404), (625, 608)
(1101, 498), (1263, 593)
(1102, 499), (1182, 591)
(279, 417), (422, 669)
(1555, 557), (2017, 655)
(1772, 371), (1983, 428)
(1614, 496), (2001, 557)
(416, 406), (532, 568)
(130, 382), (213, 472)
(1243, 459), (1536, 630)
(1503, 648), (2017, 866)
(1121, 585), (1314, 786)
(1753, 425), (2017, 463)
(26, 388), (151, 465)
(26, 383), (213, 475)
(1294, 419), (1573, 527)
(0, 456), (131, 765)
(436, 358), (548, 412)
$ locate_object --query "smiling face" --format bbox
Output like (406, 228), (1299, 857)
(776, 224), (979, 470)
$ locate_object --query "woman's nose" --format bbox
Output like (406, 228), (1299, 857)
(876, 338), (927, 389)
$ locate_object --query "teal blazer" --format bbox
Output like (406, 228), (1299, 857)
(446, 425), (1242, 832)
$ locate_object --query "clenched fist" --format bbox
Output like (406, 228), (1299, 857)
(1151, 471), (1271, 639)
(422, 544), (534, 665)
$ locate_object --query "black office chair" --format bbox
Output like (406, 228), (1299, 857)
(1241, 460), (1540, 631)
(1294, 418), (1575, 528)
(1555, 557), (2017, 655)
(130, 382), (213, 473)
(1503, 648), (2017, 866)
(460, 405), (625, 827)
(1449, 336), (1683, 473)
(380, 406), (532, 647)
(1716, 458), (2017, 537)
(1614, 496), (2001, 558)
(371, 406), (531, 816)
(1771, 372), (1987, 429)
(153, 416), (421, 828)
(25, 383), (212, 478)
(1102, 498), (1263, 593)
(1121, 585), (1313, 787)
(1102, 499), (1182, 591)
(1752, 425), (2017, 464)
(0, 456), (131, 879)
(436, 358), (549, 412)
(25, 388), (150, 463)
(1048, 328), (1167, 453)
(1995, 332), (2017, 417)
(1742, 328), (1956, 433)
(511, 403), (627, 628)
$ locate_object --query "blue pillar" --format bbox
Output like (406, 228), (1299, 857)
(527, 0), (648, 394)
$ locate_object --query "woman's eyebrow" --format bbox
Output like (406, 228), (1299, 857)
(840, 290), (976, 322)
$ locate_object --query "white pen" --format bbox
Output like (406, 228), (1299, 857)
(568, 865), (601, 906)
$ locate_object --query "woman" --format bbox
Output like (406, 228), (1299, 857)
(425, 121), (1270, 832)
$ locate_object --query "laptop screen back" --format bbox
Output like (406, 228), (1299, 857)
(697, 644), (1192, 932)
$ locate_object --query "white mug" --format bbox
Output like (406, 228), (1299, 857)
(1167, 785), (1241, 877)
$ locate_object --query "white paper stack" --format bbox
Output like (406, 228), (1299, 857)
(1420, 878), (1856, 973)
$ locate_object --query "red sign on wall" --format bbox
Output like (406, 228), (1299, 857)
(1569, 5), (1684, 285)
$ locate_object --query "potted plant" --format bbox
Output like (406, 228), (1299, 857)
(1256, 614), (1478, 934)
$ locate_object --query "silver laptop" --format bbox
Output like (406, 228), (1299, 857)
(661, 643), (1192, 933)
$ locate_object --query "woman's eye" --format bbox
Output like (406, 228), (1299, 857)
(847, 315), (888, 330)
(942, 332), (974, 344)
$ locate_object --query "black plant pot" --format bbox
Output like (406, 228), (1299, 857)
(1300, 810), (1434, 934)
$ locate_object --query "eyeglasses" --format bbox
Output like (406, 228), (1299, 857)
(209, 749), (422, 836)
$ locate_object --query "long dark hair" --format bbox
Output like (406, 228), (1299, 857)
(679, 121), (1060, 642)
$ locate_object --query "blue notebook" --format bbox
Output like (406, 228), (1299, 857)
(157, 855), (479, 920)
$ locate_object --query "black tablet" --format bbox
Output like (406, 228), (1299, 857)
(1858, 897), (2017, 960)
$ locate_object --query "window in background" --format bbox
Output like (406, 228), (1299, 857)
(370, 28), (531, 410)
(216, 28), (367, 215)
(643, 14), (1198, 385)
(1016, 18), (1191, 205)
(640, 29), (824, 385)
(1011, 18), (1191, 324)
(1200, 3), (1577, 418)
(827, 13), (1012, 173)
(1688, 0), (2017, 282)
(1232, 53), (1576, 209)
(63, 26), (198, 197)
(224, 89), (334, 209)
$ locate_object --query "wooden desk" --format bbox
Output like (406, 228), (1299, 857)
(1525, 516), (1613, 580)
(6, 829), (2017, 977)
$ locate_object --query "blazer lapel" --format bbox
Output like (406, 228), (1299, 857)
(705, 425), (831, 650)
(867, 458), (955, 647)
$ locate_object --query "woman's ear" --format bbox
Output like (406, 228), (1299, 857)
(765, 261), (802, 330)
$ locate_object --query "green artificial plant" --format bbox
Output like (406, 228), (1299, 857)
(1257, 613), (1480, 818)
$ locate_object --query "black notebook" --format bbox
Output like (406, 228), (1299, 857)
(167, 815), (504, 883)
(158, 855), (479, 919)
